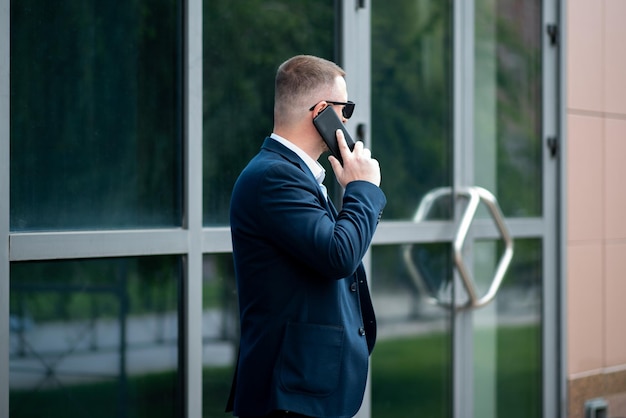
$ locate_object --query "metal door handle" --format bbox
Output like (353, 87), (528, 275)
(453, 187), (514, 309)
(403, 186), (514, 310)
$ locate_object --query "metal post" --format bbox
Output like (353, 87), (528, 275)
(0, 0), (11, 415)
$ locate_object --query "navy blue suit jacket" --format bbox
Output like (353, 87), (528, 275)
(227, 137), (386, 418)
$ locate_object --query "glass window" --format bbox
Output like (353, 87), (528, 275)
(474, 0), (542, 217)
(472, 238), (542, 418)
(10, 1), (183, 231)
(371, 0), (453, 221)
(9, 256), (182, 417)
(202, 0), (336, 225)
(370, 243), (452, 418)
(202, 253), (238, 417)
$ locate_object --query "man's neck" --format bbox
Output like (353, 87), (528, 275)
(273, 125), (322, 161)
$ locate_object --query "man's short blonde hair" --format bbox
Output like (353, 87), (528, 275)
(274, 55), (345, 127)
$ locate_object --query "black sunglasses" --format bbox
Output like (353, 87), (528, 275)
(309, 100), (355, 119)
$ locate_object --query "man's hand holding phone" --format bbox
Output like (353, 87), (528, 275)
(329, 129), (381, 188)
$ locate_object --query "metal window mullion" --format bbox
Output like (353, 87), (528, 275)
(1, 0), (10, 415)
(341, 0), (370, 149)
(341, 2), (371, 417)
(9, 229), (190, 261)
(183, 0), (203, 415)
(557, 1), (568, 416)
(542, 0), (564, 417)
(372, 218), (547, 246)
(202, 227), (232, 253)
(453, 0), (475, 416)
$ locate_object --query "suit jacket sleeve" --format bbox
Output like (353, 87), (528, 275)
(252, 160), (385, 279)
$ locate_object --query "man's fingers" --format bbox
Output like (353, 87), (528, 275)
(335, 129), (348, 150)
(328, 154), (342, 172)
(331, 129), (381, 187)
(336, 129), (363, 159)
(334, 129), (352, 164)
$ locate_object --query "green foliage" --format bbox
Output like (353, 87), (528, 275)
(371, 324), (541, 417)
(371, 0), (542, 220)
(11, 0), (542, 226)
(10, 370), (179, 418)
(371, 0), (453, 220)
(372, 332), (452, 417)
(10, 0), (183, 230)
(10, 257), (179, 322)
(9, 325), (539, 417)
(202, 366), (235, 418)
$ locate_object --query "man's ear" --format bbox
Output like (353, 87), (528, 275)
(312, 101), (328, 118)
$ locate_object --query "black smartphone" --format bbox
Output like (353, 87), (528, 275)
(312, 106), (355, 165)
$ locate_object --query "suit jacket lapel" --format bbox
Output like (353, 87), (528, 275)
(262, 137), (337, 218)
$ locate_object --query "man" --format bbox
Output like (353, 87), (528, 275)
(226, 55), (386, 418)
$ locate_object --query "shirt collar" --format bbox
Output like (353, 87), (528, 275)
(270, 133), (325, 185)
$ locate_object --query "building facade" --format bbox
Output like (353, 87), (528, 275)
(1, 1), (624, 417)
(566, 0), (626, 416)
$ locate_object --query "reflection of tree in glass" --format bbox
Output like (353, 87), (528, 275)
(202, 0), (335, 225)
(371, 0), (453, 220)
(11, 0), (183, 230)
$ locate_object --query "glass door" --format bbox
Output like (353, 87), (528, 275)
(341, 0), (560, 417)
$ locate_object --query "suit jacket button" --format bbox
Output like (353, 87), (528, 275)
(350, 282), (357, 292)
(359, 327), (366, 336)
